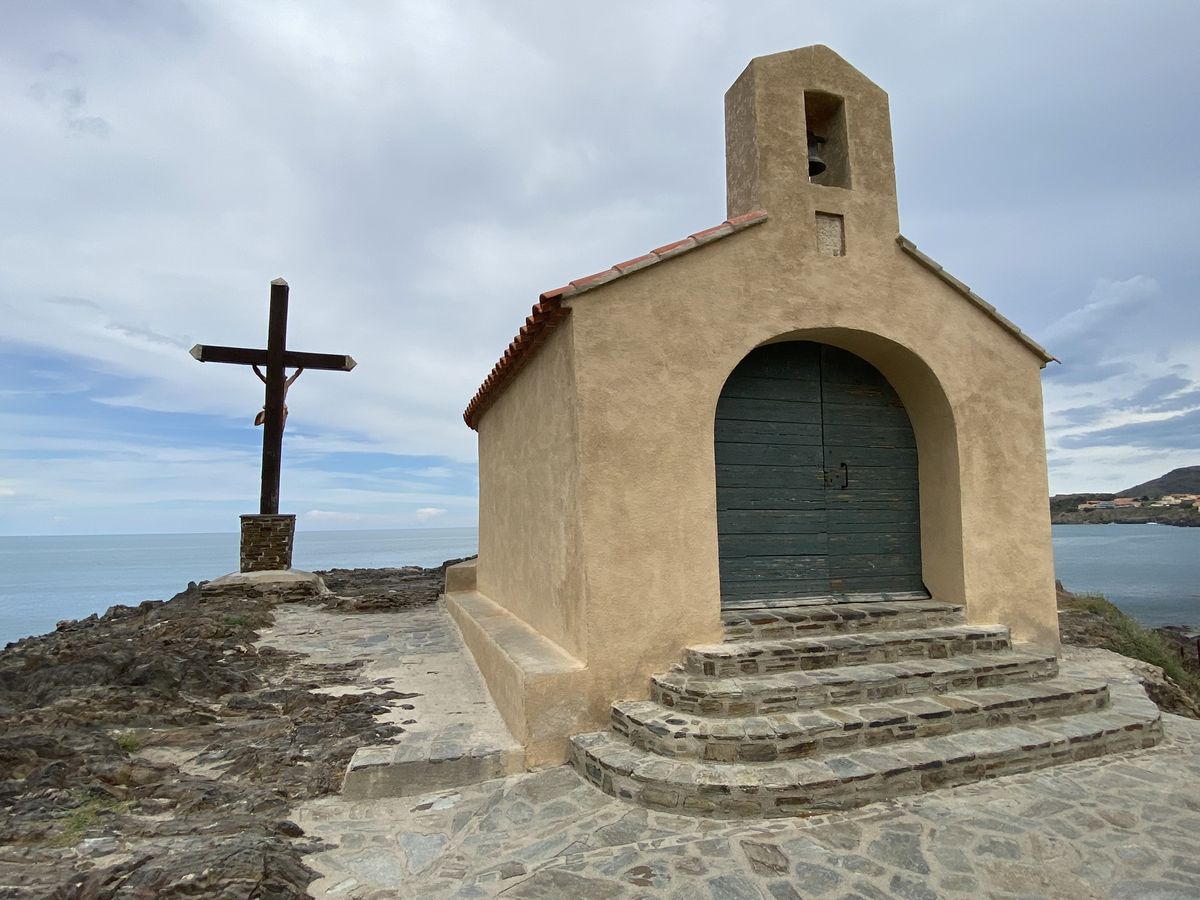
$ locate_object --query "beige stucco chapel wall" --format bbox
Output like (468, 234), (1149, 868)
(474, 322), (586, 659)
(448, 45), (1058, 766)
(445, 321), (599, 767)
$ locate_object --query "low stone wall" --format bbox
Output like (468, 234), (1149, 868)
(444, 587), (593, 768)
(240, 514), (295, 572)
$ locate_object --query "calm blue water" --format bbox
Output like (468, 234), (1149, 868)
(0, 527), (479, 646)
(2, 524), (1196, 646)
(1051, 524), (1200, 628)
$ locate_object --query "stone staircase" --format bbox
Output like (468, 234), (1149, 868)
(570, 598), (1163, 818)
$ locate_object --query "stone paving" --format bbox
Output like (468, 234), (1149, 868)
(295, 647), (1200, 898)
(256, 602), (524, 800)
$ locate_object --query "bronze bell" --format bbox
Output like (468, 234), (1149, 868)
(807, 131), (827, 177)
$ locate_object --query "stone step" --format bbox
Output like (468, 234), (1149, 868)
(722, 599), (965, 642)
(683, 625), (1011, 677)
(613, 677), (1109, 763)
(719, 591), (931, 611)
(571, 694), (1163, 818)
(652, 649), (1059, 716)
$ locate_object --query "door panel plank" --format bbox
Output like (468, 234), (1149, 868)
(722, 579), (836, 600)
(719, 375), (823, 403)
(715, 420), (824, 445)
(716, 396), (823, 424)
(821, 405), (913, 427)
(719, 533), (832, 556)
(716, 463), (825, 488)
(826, 507), (922, 527)
(716, 492), (826, 512)
(828, 533), (922, 554)
(728, 342), (822, 380)
(720, 555), (830, 579)
(827, 553), (923, 576)
(719, 509), (829, 533)
(720, 442), (826, 467)
(824, 446), (919, 468)
(829, 572), (926, 593)
(822, 424), (916, 449)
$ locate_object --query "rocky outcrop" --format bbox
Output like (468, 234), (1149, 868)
(0, 564), (460, 898)
(1057, 581), (1200, 719)
(318, 558), (474, 612)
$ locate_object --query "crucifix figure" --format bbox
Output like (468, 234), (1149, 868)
(190, 278), (356, 517)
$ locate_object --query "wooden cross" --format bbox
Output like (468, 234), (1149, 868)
(190, 278), (356, 516)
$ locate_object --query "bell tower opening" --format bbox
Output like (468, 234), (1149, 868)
(804, 91), (851, 189)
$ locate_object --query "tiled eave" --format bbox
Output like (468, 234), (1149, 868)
(463, 210), (768, 430)
(896, 236), (1058, 366)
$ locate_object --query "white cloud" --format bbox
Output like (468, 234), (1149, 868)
(1041, 276), (1162, 347)
(1042, 274), (1200, 492)
(414, 507), (447, 523)
(302, 509), (382, 525)
(1, 2), (1198, 524)
(413, 467), (454, 479)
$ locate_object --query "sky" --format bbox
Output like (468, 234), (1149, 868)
(1, 1), (1197, 536)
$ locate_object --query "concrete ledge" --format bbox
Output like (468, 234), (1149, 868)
(343, 741), (524, 800)
(446, 590), (593, 768)
(444, 558), (478, 594)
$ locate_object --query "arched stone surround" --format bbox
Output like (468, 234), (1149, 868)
(747, 328), (964, 609)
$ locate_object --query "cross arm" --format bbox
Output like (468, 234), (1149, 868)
(189, 344), (356, 371)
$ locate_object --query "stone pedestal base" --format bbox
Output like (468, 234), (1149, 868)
(201, 568), (327, 603)
(240, 514), (296, 572)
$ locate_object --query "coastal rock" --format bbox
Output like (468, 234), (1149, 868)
(1057, 581), (1200, 719)
(0, 565), (457, 897)
(316, 557), (474, 611)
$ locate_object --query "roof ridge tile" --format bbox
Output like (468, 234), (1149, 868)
(895, 235), (1057, 365)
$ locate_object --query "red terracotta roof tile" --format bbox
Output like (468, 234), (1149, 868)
(613, 253), (658, 274)
(569, 268), (622, 292)
(463, 210), (768, 430)
(727, 210), (766, 228)
(689, 221), (734, 244)
(540, 286), (573, 302)
(650, 236), (695, 258)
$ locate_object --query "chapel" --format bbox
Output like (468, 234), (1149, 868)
(442, 46), (1161, 813)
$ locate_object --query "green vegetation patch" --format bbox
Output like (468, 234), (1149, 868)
(1063, 593), (1200, 697)
(113, 729), (144, 753)
(47, 790), (132, 848)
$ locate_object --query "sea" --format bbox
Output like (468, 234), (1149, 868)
(0, 527), (480, 647)
(1050, 524), (1199, 630)
(1, 524), (1197, 647)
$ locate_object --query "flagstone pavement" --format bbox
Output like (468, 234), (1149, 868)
(293, 645), (1200, 899)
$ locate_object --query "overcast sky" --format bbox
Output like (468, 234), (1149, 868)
(1, 1), (1197, 536)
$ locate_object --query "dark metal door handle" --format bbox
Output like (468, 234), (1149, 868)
(840, 461), (849, 489)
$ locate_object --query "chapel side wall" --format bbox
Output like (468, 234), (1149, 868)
(953, 358), (1058, 645)
(564, 220), (1058, 709)
(475, 321), (587, 660)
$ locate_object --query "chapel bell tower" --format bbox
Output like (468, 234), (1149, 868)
(725, 45), (901, 255)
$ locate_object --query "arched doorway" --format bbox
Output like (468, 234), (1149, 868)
(715, 341), (924, 606)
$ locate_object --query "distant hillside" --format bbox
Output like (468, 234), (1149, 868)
(1121, 466), (1200, 499)
(1050, 465), (1200, 527)
(1049, 493), (1114, 515)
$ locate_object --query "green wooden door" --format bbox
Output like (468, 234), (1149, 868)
(715, 342), (922, 603)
